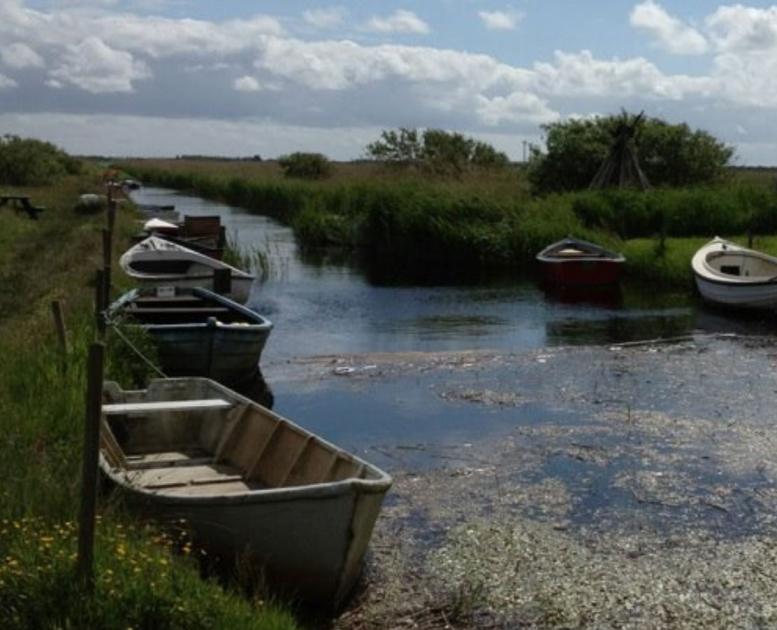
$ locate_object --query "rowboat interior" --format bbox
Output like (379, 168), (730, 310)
(544, 242), (616, 259)
(705, 250), (777, 279)
(127, 259), (200, 275)
(119, 291), (254, 325)
(101, 387), (374, 496)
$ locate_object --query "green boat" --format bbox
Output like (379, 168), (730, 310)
(108, 286), (272, 384)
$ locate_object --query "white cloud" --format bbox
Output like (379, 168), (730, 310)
(49, 36), (150, 93)
(476, 92), (558, 126)
(706, 5), (777, 53)
(255, 38), (534, 93)
(365, 10), (429, 34)
(0, 73), (18, 89)
(478, 10), (522, 31)
(303, 7), (347, 29)
(533, 50), (716, 100)
(0, 3), (284, 60)
(1, 42), (44, 69)
(630, 1), (708, 55)
(233, 75), (261, 92)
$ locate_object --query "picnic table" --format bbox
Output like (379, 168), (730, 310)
(0, 195), (45, 219)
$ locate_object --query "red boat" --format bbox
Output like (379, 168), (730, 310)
(536, 237), (625, 286)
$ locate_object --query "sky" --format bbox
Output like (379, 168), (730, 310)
(4, 1), (777, 163)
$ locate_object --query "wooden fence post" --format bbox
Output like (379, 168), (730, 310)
(51, 300), (68, 354)
(107, 199), (117, 238)
(95, 269), (106, 338)
(102, 228), (112, 307)
(77, 341), (104, 591)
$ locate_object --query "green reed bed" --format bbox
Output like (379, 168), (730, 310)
(0, 173), (299, 629)
(121, 160), (777, 288)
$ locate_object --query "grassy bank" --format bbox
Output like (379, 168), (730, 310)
(0, 171), (299, 628)
(121, 160), (777, 287)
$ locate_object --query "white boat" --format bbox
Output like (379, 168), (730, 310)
(119, 236), (254, 303)
(692, 237), (777, 308)
(100, 378), (392, 608)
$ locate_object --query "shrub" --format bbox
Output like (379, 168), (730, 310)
(0, 135), (81, 186)
(277, 152), (333, 180)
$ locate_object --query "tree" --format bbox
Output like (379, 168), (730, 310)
(527, 114), (733, 194)
(365, 128), (423, 167)
(366, 128), (509, 175)
(277, 152), (333, 179)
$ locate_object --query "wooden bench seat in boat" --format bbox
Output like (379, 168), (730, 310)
(103, 399), (232, 416)
(125, 306), (231, 315)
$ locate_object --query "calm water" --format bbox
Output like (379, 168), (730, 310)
(131, 186), (758, 362)
(130, 187), (772, 457)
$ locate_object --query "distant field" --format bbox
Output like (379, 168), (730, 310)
(123, 157), (533, 201)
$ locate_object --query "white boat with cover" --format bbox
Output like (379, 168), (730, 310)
(692, 237), (777, 308)
(99, 378), (392, 608)
(119, 236), (254, 303)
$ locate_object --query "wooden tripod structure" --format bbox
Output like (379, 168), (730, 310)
(590, 111), (650, 190)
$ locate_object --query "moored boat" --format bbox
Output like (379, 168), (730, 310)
(536, 237), (625, 286)
(99, 377), (393, 608)
(692, 237), (777, 308)
(119, 236), (254, 303)
(107, 286), (272, 384)
(136, 203), (180, 223)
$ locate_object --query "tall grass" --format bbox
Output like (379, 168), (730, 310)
(0, 171), (300, 629)
(223, 232), (272, 283)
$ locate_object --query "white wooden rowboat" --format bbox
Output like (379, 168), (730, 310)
(692, 237), (777, 308)
(99, 378), (392, 608)
(119, 236), (254, 303)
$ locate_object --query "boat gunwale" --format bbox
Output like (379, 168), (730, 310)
(106, 287), (272, 332)
(120, 236), (254, 281)
(692, 237), (777, 287)
(536, 237), (626, 264)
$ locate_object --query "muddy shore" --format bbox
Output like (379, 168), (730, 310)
(269, 334), (777, 628)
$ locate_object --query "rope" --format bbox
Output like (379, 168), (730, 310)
(107, 321), (168, 378)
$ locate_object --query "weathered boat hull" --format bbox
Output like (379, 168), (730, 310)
(694, 275), (777, 308)
(152, 322), (270, 383)
(539, 258), (623, 286)
(100, 378), (392, 609)
(108, 287), (271, 383)
(120, 476), (387, 605)
(130, 274), (253, 303)
(692, 237), (777, 308)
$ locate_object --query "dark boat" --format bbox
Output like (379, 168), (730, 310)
(107, 286), (271, 384)
(536, 237), (625, 286)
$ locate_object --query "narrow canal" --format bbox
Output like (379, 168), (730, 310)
(131, 186), (758, 361)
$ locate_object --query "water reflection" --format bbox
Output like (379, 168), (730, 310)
(233, 371), (274, 409)
(540, 282), (623, 309)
